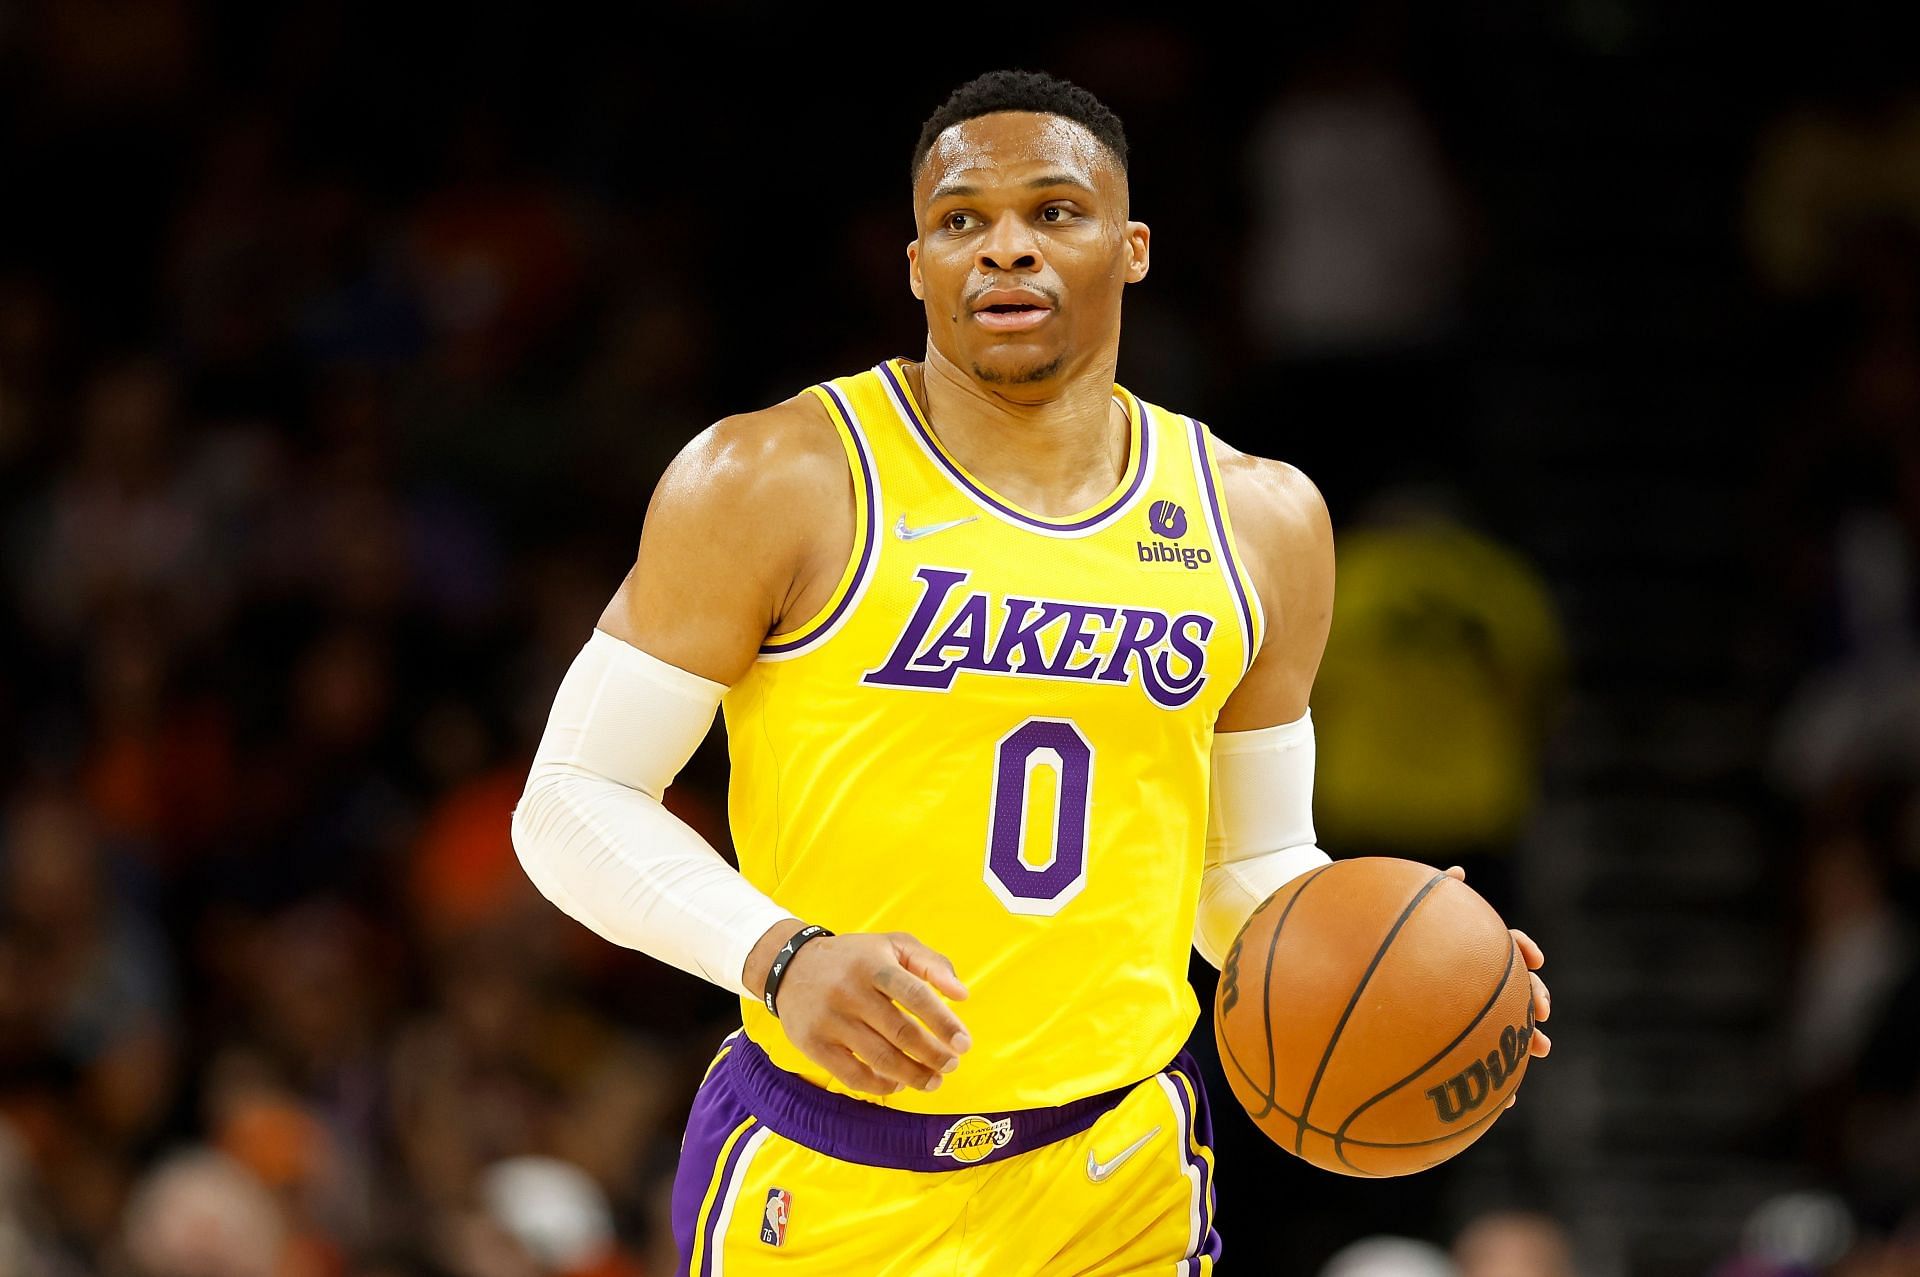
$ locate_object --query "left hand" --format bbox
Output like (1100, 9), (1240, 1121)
(1443, 865), (1550, 1109)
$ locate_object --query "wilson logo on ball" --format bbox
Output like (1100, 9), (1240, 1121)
(1424, 1020), (1534, 1123)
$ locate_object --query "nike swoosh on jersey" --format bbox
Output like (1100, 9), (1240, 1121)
(1086, 1125), (1162, 1182)
(894, 514), (979, 541)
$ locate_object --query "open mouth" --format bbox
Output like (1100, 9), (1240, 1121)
(973, 303), (1052, 331)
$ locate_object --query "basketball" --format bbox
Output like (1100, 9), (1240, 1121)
(1214, 857), (1534, 1177)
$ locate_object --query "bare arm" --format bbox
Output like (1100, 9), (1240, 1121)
(1213, 446), (1337, 732)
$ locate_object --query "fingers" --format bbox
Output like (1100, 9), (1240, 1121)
(1511, 928), (1545, 970)
(843, 1022), (943, 1092)
(1444, 865), (1467, 882)
(861, 991), (961, 1077)
(892, 935), (970, 1002)
(821, 1045), (900, 1097)
(1505, 954), (1556, 1109)
(877, 945), (972, 1055)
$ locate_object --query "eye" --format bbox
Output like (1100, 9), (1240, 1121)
(943, 211), (977, 232)
(1040, 206), (1069, 222)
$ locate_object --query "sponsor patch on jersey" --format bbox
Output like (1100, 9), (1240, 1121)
(760, 1187), (791, 1246)
(1147, 499), (1189, 539)
(933, 1115), (1014, 1164)
(1136, 539), (1215, 572)
(1138, 499), (1211, 570)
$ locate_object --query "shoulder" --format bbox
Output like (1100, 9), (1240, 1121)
(1199, 435), (1336, 724)
(652, 387), (846, 518)
(599, 383), (857, 680)
(1208, 435), (1333, 571)
(642, 385), (857, 569)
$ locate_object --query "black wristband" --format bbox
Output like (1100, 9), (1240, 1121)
(763, 924), (834, 1017)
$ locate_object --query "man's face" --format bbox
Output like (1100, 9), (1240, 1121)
(909, 111), (1149, 390)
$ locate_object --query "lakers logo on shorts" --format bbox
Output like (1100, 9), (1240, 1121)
(932, 1115), (1014, 1164)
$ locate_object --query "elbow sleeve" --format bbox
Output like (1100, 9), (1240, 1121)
(1193, 709), (1332, 969)
(509, 628), (792, 1000)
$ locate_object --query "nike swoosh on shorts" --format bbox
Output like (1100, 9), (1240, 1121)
(1086, 1125), (1163, 1182)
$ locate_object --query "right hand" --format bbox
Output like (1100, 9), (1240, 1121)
(751, 927), (972, 1097)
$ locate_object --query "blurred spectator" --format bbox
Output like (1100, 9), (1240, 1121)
(1748, 52), (1920, 1265)
(0, 1118), (81, 1277)
(1235, 8), (1482, 508)
(401, 110), (588, 387)
(1785, 804), (1915, 1101)
(1714, 1191), (1859, 1277)
(10, 355), (229, 648)
(1322, 1235), (1460, 1277)
(1308, 485), (1567, 912)
(1453, 1211), (1578, 1277)
(479, 1157), (643, 1277)
(0, 785), (179, 1146)
(1746, 92), (1920, 300)
(118, 1148), (289, 1277)
(1769, 512), (1920, 803)
(1241, 44), (1472, 357)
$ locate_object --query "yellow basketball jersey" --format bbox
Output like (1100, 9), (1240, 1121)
(721, 357), (1264, 1113)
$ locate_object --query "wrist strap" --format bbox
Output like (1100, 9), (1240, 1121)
(763, 924), (834, 1017)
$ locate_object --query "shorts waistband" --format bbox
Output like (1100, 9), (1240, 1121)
(713, 1031), (1177, 1173)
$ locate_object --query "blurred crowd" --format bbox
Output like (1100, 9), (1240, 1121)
(1741, 71), (1920, 1276)
(0, 2), (1915, 1276)
(0, 3), (827, 1273)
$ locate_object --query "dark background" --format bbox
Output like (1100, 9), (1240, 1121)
(2, 3), (1918, 1275)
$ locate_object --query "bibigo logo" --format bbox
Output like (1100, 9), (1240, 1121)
(1138, 499), (1212, 570)
(933, 1115), (1014, 1164)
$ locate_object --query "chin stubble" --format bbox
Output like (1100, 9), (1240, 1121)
(970, 352), (1066, 385)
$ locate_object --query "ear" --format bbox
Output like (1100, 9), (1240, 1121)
(1123, 221), (1151, 285)
(907, 239), (924, 300)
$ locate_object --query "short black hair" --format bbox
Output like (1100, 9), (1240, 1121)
(910, 69), (1128, 193)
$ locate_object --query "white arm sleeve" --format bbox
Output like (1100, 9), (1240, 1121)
(1193, 708), (1333, 969)
(508, 627), (795, 1000)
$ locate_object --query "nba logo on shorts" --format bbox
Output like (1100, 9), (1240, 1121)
(760, 1187), (791, 1246)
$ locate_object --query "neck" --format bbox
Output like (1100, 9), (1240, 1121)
(905, 344), (1129, 518)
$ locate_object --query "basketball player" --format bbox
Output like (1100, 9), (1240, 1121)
(510, 70), (1551, 1275)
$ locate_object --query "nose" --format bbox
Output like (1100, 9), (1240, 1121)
(974, 216), (1044, 275)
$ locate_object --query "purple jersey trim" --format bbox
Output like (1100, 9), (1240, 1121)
(670, 1071), (759, 1277)
(876, 358), (1152, 535)
(697, 1118), (757, 1277)
(1167, 1063), (1224, 1272)
(673, 1038), (734, 1268)
(1188, 416), (1258, 673)
(759, 380), (879, 655)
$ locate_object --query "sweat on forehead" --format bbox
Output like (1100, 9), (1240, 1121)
(916, 112), (1124, 199)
